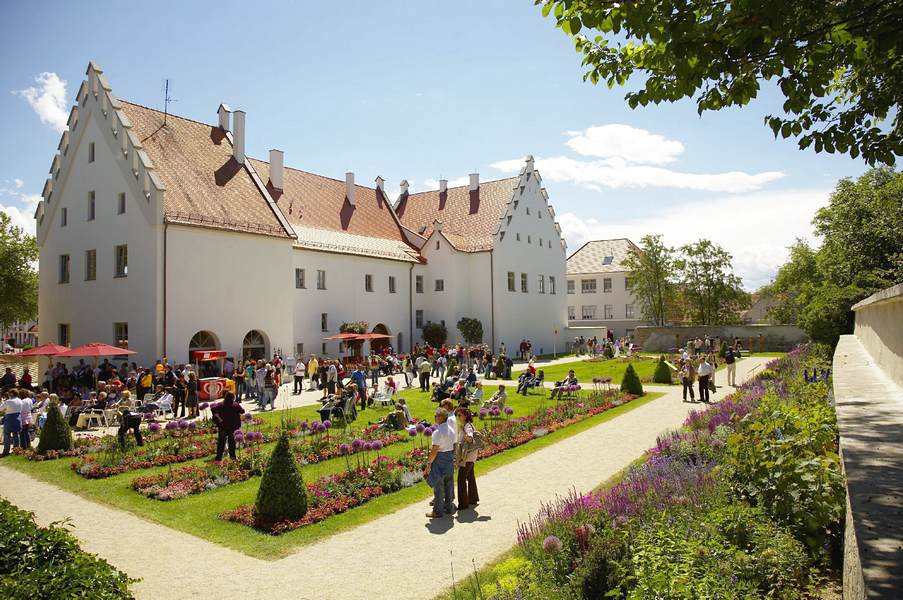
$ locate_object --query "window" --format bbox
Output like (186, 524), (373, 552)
(389, 276), (396, 294)
(436, 240), (440, 250)
(365, 274), (373, 292)
(88, 142), (95, 163)
(60, 207), (67, 227)
(603, 278), (612, 293)
(539, 238), (543, 246)
(85, 249), (96, 281)
(549, 276), (556, 295)
(568, 306), (576, 320)
(625, 277), (631, 290)
(57, 323), (70, 346)
(114, 244), (128, 277)
(604, 304), (614, 319)
(114, 322), (128, 346)
(415, 275), (423, 293)
(295, 268), (305, 289)
(415, 310), (424, 329)
(526, 207), (531, 215)
(602, 255), (614, 265)
(317, 269), (326, 290)
(581, 305), (596, 320)
(435, 279), (444, 292)
(321, 313), (328, 332)
(527, 235), (532, 244)
(567, 280), (575, 294)
(296, 343), (304, 356)
(581, 279), (596, 294)
(321, 342), (327, 355)
(625, 303), (635, 319)
(516, 233), (521, 242)
(521, 273), (528, 293)
(507, 271), (515, 292)
(87, 191), (95, 221)
(538, 274), (545, 294)
(117, 192), (126, 214)
(58, 254), (70, 283)
(548, 240), (552, 248)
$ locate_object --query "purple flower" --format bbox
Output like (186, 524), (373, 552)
(372, 440), (383, 451)
(408, 428), (417, 437)
(323, 420), (332, 429)
(351, 439), (364, 452)
(338, 443), (350, 455)
(311, 420), (322, 431)
(187, 421), (197, 429)
(423, 427), (434, 437)
(233, 430), (245, 442)
(165, 421), (178, 430)
(177, 420), (190, 429)
(415, 422), (425, 433)
(363, 441), (374, 451)
(148, 422), (161, 433)
(543, 536), (562, 553)
(300, 420), (309, 431)
(478, 408), (488, 419)
(504, 406), (514, 415)
(198, 402), (209, 410)
(241, 413), (253, 422)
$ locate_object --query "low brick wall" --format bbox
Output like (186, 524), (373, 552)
(633, 324), (808, 352)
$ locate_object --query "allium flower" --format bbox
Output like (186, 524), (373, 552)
(338, 443), (350, 455)
(504, 406), (514, 415)
(165, 421), (178, 430)
(351, 439), (364, 452)
(408, 428), (417, 437)
(198, 402), (209, 410)
(323, 420), (332, 429)
(478, 408), (488, 419)
(233, 430), (245, 442)
(187, 421), (197, 429)
(241, 413), (253, 422)
(177, 420), (190, 429)
(415, 423), (425, 433)
(300, 420), (309, 431)
(372, 440), (383, 451)
(423, 427), (433, 437)
(311, 420), (322, 431)
(363, 441), (374, 451)
(543, 536), (562, 553)
(148, 422), (161, 433)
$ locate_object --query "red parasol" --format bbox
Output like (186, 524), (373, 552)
(323, 333), (362, 340)
(355, 333), (392, 340)
(15, 342), (71, 357)
(55, 342), (136, 358)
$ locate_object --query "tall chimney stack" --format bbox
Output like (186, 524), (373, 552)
(232, 110), (246, 164)
(269, 149), (284, 190)
(345, 172), (355, 206)
(218, 104), (231, 131)
(469, 173), (479, 192)
(374, 176), (385, 192)
(439, 179), (448, 193)
(399, 180), (409, 195)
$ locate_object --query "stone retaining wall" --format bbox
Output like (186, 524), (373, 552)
(852, 283), (903, 386)
(633, 324), (808, 352)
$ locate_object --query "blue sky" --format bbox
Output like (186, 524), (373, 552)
(1, 0), (868, 288)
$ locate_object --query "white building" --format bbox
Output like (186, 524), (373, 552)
(566, 239), (649, 338)
(34, 62), (567, 365)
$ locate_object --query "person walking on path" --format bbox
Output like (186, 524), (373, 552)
(724, 347), (737, 387)
(424, 407), (456, 519)
(455, 407), (480, 510)
(419, 358), (431, 392)
(697, 356), (714, 404)
(680, 359), (696, 403)
(307, 354), (320, 391)
(293, 359), (306, 395)
(1, 391), (25, 455)
(212, 392), (244, 461)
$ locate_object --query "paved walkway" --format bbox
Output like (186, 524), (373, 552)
(0, 357), (769, 600)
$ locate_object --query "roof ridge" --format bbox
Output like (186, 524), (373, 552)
(406, 175), (520, 197)
(118, 99), (217, 130)
(248, 157), (379, 192)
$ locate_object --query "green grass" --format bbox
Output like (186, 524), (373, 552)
(512, 355), (673, 386)
(4, 386), (661, 559)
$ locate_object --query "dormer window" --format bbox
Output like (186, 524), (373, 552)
(603, 256), (614, 265)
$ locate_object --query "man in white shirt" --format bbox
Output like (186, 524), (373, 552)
(697, 357), (714, 403)
(293, 359), (306, 395)
(1, 393), (26, 455)
(423, 408), (457, 518)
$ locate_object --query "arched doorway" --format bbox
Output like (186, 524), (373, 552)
(242, 330), (268, 360)
(371, 323), (390, 354)
(188, 330), (220, 359)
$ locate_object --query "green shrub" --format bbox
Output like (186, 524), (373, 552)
(569, 526), (630, 599)
(719, 340), (728, 358)
(255, 431), (308, 524)
(422, 321), (448, 347)
(603, 345), (614, 359)
(457, 317), (483, 345)
(620, 364), (644, 395)
(36, 401), (72, 453)
(0, 498), (136, 598)
(652, 356), (672, 384)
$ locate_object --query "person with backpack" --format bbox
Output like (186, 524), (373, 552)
(724, 346), (737, 387)
(455, 406), (480, 510)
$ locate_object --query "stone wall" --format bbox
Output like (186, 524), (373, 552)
(633, 324), (808, 352)
(852, 283), (903, 386)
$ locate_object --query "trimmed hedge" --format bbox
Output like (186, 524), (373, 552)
(620, 364), (644, 395)
(36, 401), (72, 453)
(0, 498), (136, 598)
(652, 356), (673, 384)
(255, 431), (308, 525)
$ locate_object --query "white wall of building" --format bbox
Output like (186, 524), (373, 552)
(164, 225), (294, 364)
(291, 249), (413, 358)
(565, 270), (645, 337)
(37, 105), (163, 364)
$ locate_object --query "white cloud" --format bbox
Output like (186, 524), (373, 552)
(13, 179), (24, 189)
(557, 188), (830, 290)
(492, 155), (784, 193)
(0, 204), (36, 236)
(564, 124), (685, 165)
(13, 72), (69, 133)
(423, 176), (470, 190)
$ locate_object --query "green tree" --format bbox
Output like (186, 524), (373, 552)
(255, 431), (308, 525)
(538, 0), (903, 165)
(623, 234), (676, 326)
(760, 239), (822, 325)
(620, 363), (644, 395)
(0, 212), (38, 330)
(421, 321), (448, 348)
(675, 240), (749, 325)
(456, 317), (484, 345)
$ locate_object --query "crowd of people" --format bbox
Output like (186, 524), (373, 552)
(671, 336), (743, 404)
(572, 330), (637, 358)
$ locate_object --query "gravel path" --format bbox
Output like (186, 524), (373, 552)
(0, 357), (768, 600)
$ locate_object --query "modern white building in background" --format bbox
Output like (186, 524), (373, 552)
(34, 62), (567, 365)
(566, 239), (650, 338)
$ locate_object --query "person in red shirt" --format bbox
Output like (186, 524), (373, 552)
(212, 392), (245, 460)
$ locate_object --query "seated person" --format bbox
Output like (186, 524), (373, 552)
(396, 398), (412, 423)
(449, 378), (468, 401)
(430, 379), (452, 403)
(482, 385), (507, 409)
(516, 371), (536, 396)
(383, 376), (398, 397)
(137, 385), (166, 414)
(468, 381), (484, 404)
(68, 391), (97, 426)
(465, 369), (477, 388)
(319, 383), (357, 422)
(549, 370), (578, 399)
(74, 392), (109, 428)
(374, 401), (410, 431)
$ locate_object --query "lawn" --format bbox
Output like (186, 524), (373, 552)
(4, 386), (662, 559)
(512, 355), (669, 385)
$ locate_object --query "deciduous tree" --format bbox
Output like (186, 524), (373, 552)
(674, 240), (749, 325)
(623, 234), (675, 326)
(0, 212), (38, 330)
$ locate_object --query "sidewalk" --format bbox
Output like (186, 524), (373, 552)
(0, 357), (770, 600)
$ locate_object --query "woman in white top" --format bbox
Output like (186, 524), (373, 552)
(455, 406), (480, 509)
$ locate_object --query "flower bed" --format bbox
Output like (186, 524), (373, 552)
(481, 344), (843, 600)
(132, 454), (264, 500)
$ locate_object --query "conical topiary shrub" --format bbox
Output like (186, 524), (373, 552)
(652, 356), (673, 384)
(36, 401), (72, 453)
(255, 431), (307, 525)
(620, 364), (644, 396)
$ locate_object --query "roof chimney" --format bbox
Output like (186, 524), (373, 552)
(469, 173), (479, 192)
(439, 179), (448, 193)
(375, 176), (385, 192)
(345, 172), (355, 206)
(434, 219), (443, 232)
(399, 180), (409, 195)
(525, 155), (535, 172)
(218, 103), (231, 131)
(269, 149), (284, 190)
(232, 110), (246, 164)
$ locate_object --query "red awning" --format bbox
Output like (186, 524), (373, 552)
(192, 350), (228, 362)
(55, 342), (136, 358)
(15, 342), (71, 357)
(323, 333), (362, 340)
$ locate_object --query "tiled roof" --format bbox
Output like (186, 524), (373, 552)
(566, 239), (639, 275)
(395, 177), (520, 252)
(290, 225), (421, 262)
(118, 102), (291, 238)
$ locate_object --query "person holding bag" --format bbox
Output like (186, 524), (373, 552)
(455, 406), (480, 510)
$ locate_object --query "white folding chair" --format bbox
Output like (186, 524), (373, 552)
(155, 394), (174, 418)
